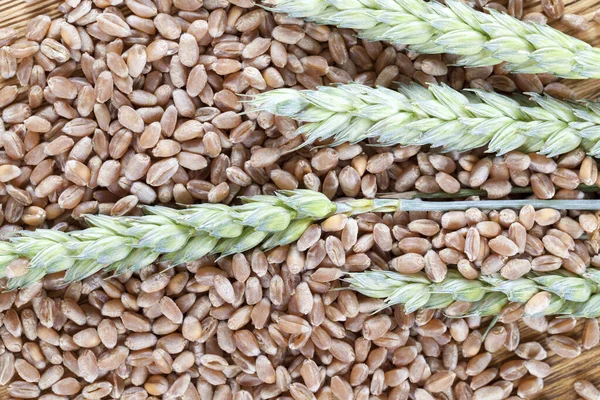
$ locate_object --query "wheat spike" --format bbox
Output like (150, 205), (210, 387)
(2, 191), (600, 289)
(0, 190), (335, 290)
(266, 0), (600, 79)
(345, 269), (600, 318)
(250, 83), (600, 157)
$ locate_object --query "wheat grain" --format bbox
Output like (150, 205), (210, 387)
(250, 83), (600, 157)
(2, 190), (600, 289)
(266, 0), (600, 78)
(345, 269), (600, 318)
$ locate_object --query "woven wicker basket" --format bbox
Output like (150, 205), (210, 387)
(2, 0), (600, 398)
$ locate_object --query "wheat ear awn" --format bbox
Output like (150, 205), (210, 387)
(250, 83), (600, 157)
(345, 269), (600, 318)
(266, 0), (600, 79)
(2, 190), (600, 289)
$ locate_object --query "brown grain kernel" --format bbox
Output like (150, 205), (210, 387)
(250, 147), (281, 168)
(110, 195), (139, 216)
(39, 366), (63, 390)
(0, 165), (21, 182)
(9, 381), (40, 398)
(501, 258), (531, 279)
(3, 130), (25, 159)
(489, 236), (519, 256)
(425, 371), (456, 393)
(547, 335), (581, 358)
(423, 250), (447, 282)
(542, 235), (570, 258)
(73, 328), (101, 348)
(473, 385), (503, 400)
(0, 85), (18, 108)
(63, 118), (97, 137)
(391, 253), (425, 273)
(524, 360), (550, 378)
(118, 106), (144, 134)
(15, 359), (39, 383)
(146, 158), (179, 187)
(466, 352), (492, 376)
(562, 13), (590, 31)
(469, 158), (492, 187)
(515, 342), (547, 361)
(524, 11), (549, 24)
(582, 318), (600, 350)
(463, 330), (483, 357)
(574, 380), (600, 400)
(97, 13), (132, 38)
(518, 376), (544, 398)
(0, 47), (16, 80)
(0, 27), (17, 47)
(367, 152), (394, 174)
(0, 352), (15, 386)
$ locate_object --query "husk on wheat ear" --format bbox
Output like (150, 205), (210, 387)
(265, 0), (600, 79)
(345, 269), (600, 319)
(2, 190), (600, 290)
(249, 83), (600, 157)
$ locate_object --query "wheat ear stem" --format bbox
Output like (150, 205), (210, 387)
(3, 190), (600, 289)
(345, 269), (600, 318)
(266, 0), (600, 79)
(391, 185), (599, 200)
(250, 83), (600, 157)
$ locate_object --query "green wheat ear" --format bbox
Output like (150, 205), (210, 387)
(345, 270), (600, 318)
(2, 189), (600, 289)
(250, 83), (600, 157)
(266, 0), (600, 79)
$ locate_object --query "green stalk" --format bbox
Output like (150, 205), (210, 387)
(345, 269), (600, 318)
(266, 0), (600, 78)
(3, 190), (600, 290)
(394, 185), (600, 200)
(250, 83), (600, 157)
